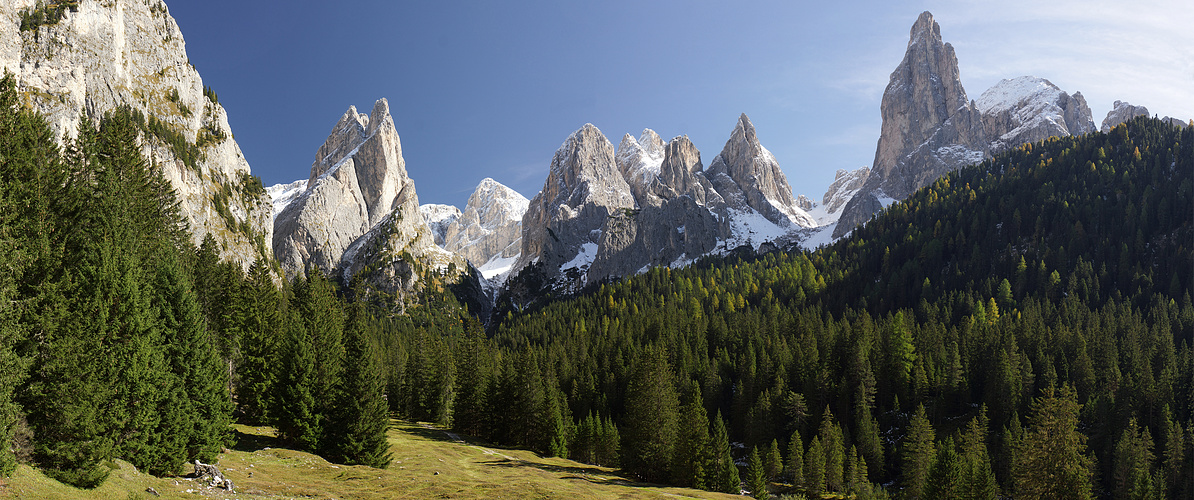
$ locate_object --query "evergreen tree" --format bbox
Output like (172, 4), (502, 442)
(543, 378), (569, 458)
(1113, 417), (1157, 500)
(236, 259), (281, 424)
(710, 410), (740, 494)
(958, 409), (997, 500)
(787, 430), (804, 489)
(324, 285), (392, 468)
(622, 345), (679, 483)
(746, 446), (768, 499)
(819, 405), (845, 492)
(597, 415), (620, 468)
(764, 438), (782, 482)
(925, 437), (961, 499)
(673, 381), (712, 489)
(901, 403), (936, 499)
(1013, 386), (1093, 500)
(805, 435), (826, 496)
(274, 299), (320, 451)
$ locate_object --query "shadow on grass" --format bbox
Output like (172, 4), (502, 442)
(479, 458), (650, 488)
(398, 423), (464, 445)
(231, 427), (283, 452)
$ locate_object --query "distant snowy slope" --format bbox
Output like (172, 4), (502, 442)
(266, 179), (307, 221)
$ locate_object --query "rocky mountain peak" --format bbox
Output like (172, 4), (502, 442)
(516, 123), (635, 276)
(834, 10), (985, 238)
(274, 97), (418, 278)
(976, 76), (1094, 153)
(707, 113), (814, 228)
(0, 0), (273, 267)
(440, 178), (528, 279)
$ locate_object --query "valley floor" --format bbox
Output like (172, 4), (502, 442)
(0, 421), (739, 500)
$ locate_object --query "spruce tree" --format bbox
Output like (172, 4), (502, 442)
(274, 298), (321, 451)
(805, 435), (825, 496)
(925, 436), (961, 499)
(787, 430), (804, 489)
(1113, 417), (1156, 500)
(819, 405), (845, 492)
(764, 438), (782, 482)
(672, 381), (711, 489)
(902, 403), (936, 499)
(1012, 386), (1093, 500)
(710, 410), (740, 494)
(236, 259), (281, 424)
(746, 446), (768, 500)
(622, 345), (679, 483)
(325, 289), (392, 468)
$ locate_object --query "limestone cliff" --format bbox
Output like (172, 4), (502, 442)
(0, 0), (272, 266)
(441, 178), (528, 277)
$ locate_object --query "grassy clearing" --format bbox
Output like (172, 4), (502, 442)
(0, 420), (740, 499)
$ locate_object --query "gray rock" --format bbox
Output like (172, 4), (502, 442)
(835, 11), (987, 238)
(977, 76), (1094, 153)
(441, 178), (528, 269)
(516, 123), (636, 279)
(795, 194), (814, 211)
(706, 114), (815, 228)
(1100, 100), (1150, 132)
(420, 204), (462, 246)
(821, 167), (870, 215)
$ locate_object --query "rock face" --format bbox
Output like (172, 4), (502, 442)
(833, 12), (1096, 239)
(835, 11), (985, 238)
(440, 178), (528, 277)
(0, 0), (271, 266)
(267, 179), (307, 221)
(514, 114), (811, 287)
(822, 167), (870, 216)
(420, 204), (462, 246)
(707, 114), (816, 228)
(515, 124), (636, 281)
(273, 98), (460, 289)
(1100, 100), (1150, 132)
(978, 76), (1095, 152)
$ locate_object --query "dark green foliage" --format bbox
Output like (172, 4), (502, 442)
(805, 435), (825, 496)
(746, 446), (768, 499)
(324, 284), (393, 468)
(710, 411), (740, 494)
(18, 1), (78, 32)
(764, 438), (782, 482)
(622, 345), (679, 483)
(672, 381), (712, 489)
(1114, 418), (1158, 500)
(902, 404), (936, 499)
(1013, 386), (1094, 500)
(787, 430), (804, 489)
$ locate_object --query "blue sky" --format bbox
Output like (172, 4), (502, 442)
(169, 0), (1194, 209)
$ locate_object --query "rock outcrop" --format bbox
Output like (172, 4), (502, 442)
(440, 178), (528, 276)
(977, 76), (1095, 153)
(822, 167), (870, 216)
(1100, 100), (1150, 132)
(273, 98), (460, 289)
(834, 11), (985, 238)
(0, 0), (271, 266)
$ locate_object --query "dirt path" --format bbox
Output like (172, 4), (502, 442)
(418, 423), (517, 461)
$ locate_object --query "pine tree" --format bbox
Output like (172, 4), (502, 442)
(819, 405), (845, 492)
(1013, 386), (1093, 500)
(764, 438), (782, 482)
(274, 298), (321, 451)
(787, 430), (804, 489)
(805, 435), (825, 496)
(746, 446), (769, 499)
(902, 403), (936, 499)
(597, 415), (620, 468)
(958, 408), (997, 500)
(324, 286), (392, 468)
(543, 378), (569, 458)
(925, 436), (961, 499)
(236, 259), (281, 424)
(622, 345), (679, 483)
(710, 410), (740, 494)
(673, 381), (712, 489)
(1113, 417), (1156, 500)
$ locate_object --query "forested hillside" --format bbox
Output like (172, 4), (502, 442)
(1, 66), (1191, 500)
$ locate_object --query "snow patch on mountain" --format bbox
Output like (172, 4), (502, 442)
(420, 204), (462, 246)
(266, 179), (307, 221)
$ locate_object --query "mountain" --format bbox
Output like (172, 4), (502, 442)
(976, 76), (1095, 152)
(507, 114), (814, 298)
(439, 178), (528, 280)
(833, 12), (1095, 238)
(272, 98), (460, 291)
(266, 179), (307, 221)
(0, 0), (272, 266)
(420, 203), (462, 246)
